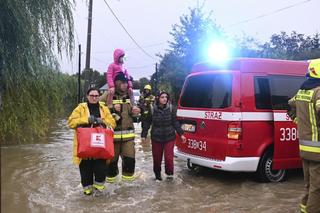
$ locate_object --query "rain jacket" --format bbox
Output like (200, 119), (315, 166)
(68, 102), (116, 165)
(288, 79), (320, 162)
(106, 49), (133, 89)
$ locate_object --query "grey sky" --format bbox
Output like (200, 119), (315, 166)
(60, 0), (320, 80)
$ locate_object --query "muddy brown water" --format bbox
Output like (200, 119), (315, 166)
(1, 119), (304, 213)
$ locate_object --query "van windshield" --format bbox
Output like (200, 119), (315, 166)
(180, 73), (232, 108)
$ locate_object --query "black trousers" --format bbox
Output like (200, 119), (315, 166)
(79, 159), (106, 187)
(106, 140), (135, 177)
(140, 119), (148, 137)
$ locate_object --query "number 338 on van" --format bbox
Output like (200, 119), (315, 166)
(187, 138), (207, 151)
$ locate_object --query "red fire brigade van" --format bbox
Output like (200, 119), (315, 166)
(174, 58), (308, 182)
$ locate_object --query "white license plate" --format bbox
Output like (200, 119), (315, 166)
(182, 123), (196, 132)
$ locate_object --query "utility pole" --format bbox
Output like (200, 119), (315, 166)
(85, 0), (93, 70)
(155, 63), (158, 94)
(77, 44), (81, 103)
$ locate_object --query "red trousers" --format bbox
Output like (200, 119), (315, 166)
(151, 140), (175, 176)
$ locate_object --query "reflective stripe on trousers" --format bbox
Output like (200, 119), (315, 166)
(106, 176), (117, 183)
(122, 174), (135, 181)
(114, 130), (135, 139)
(93, 182), (105, 191)
(112, 99), (131, 104)
(300, 139), (320, 153)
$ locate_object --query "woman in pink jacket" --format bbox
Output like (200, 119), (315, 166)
(106, 48), (134, 107)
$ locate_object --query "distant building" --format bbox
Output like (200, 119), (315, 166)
(100, 83), (109, 92)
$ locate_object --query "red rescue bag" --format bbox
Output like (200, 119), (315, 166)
(76, 127), (114, 159)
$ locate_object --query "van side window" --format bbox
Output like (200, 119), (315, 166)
(254, 77), (272, 109)
(269, 75), (305, 110)
(180, 74), (232, 109)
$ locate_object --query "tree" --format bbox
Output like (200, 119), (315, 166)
(81, 69), (105, 91)
(155, 6), (225, 102)
(259, 31), (320, 60)
(0, 0), (75, 143)
(136, 77), (150, 91)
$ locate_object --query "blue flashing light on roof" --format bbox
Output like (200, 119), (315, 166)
(207, 41), (230, 63)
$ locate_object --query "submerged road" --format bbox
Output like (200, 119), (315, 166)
(1, 119), (304, 213)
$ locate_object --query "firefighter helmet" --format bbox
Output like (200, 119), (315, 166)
(144, 84), (152, 90)
(308, 58), (320, 79)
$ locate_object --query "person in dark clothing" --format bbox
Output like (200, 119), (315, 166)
(138, 84), (155, 134)
(141, 91), (186, 181)
(288, 58), (320, 213)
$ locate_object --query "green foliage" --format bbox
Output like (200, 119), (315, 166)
(81, 69), (105, 92)
(155, 7), (225, 102)
(132, 80), (140, 90)
(259, 31), (320, 60)
(169, 7), (224, 67)
(134, 77), (150, 92)
(0, 0), (75, 144)
(0, 67), (78, 143)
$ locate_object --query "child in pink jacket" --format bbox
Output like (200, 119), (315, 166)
(106, 48), (134, 107)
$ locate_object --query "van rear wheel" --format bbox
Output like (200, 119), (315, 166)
(255, 150), (287, 182)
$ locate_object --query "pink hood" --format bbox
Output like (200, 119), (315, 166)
(113, 48), (125, 64)
(106, 48), (132, 88)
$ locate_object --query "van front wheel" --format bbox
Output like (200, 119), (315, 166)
(255, 151), (287, 182)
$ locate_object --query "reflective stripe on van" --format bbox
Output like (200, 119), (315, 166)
(177, 109), (292, 121)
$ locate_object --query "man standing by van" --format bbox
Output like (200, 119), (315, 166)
(288, 58), (320, 213)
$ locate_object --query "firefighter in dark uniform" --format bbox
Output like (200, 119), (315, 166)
(288, 58), (320, 213)
(138, 84), (155, 137)
(105, 73), (141, 182)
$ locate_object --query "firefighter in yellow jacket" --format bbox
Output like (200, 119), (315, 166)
(138, 84), (155, 135)
(68, 87), (116, 195)
(105, 73), (141, 182)
(288, 58), (320, 213)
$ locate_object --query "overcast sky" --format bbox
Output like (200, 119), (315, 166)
(59, 0), (320, 80)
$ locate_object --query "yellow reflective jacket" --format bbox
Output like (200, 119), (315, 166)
(288, 86), (320, 161)
(67, 102), (116, 165)
(112, 93), (136, 142)
(138, 94), (155, 117)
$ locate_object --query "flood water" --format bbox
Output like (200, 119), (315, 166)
(1, 119), (304, 213)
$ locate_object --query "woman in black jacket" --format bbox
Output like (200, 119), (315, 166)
(141, 91), (186, 180)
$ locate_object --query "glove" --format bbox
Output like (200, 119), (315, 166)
(96, 118), (104, 125)
(88, 115), (96, 124)
(112, 113), (121, 121)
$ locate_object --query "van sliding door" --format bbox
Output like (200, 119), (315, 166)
(269, 75), (304, 170)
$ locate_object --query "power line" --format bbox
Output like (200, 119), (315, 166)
(227, 0), (312, 28)
(102, 0), (157, 61)
(125, 42), (167, 52)
(92, 41), (167, 54)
